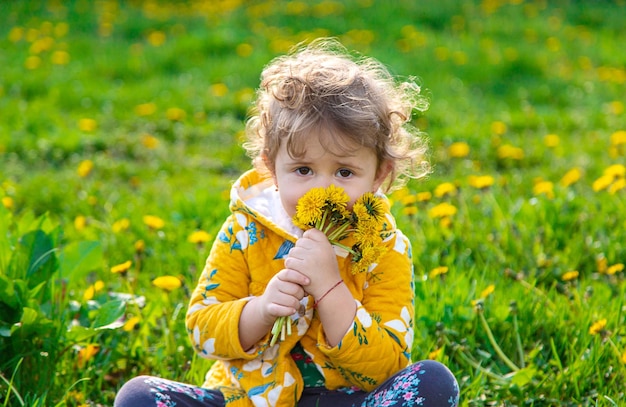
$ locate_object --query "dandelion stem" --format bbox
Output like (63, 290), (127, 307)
(512, 313), (525, 368)
(477, 310), (520, 372)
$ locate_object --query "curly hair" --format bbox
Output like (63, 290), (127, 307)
(243, 38), (430, 192)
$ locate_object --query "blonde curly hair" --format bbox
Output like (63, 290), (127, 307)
(243, 38), (430, 192)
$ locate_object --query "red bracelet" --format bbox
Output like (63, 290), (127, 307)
(313, 280), (344, 308)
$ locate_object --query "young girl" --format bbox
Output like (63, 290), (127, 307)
(115, 38), (459, 407)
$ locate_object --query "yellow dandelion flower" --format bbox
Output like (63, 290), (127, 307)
(293, 188), (326, 227)
(434, 182), (457, 198)
(610, 130), (626, 146)
(468, 175), (495, 189)
(236, 43), (253, 57)
(147, 30), (166, 46)
(597, 257), (608, 274)
(77, 159), (94, 177)
(134, 239), (145, 253)
(353, 192), (385, 223)
(544, 134), (560, 148)
(211, 83), (229, 97)
(152, 275), (182, 291)
(402, 206), (417, 216)
(143, 215), (165, 229)
(416, 191), (432, 202)
(2, 196), (14, 210)
(592, 174), (614, 192)
(83, 280), (104, 301)
(588, 318), (607, 335)
(533, 181), (554, 199)
(497, 144), (524, 160)
(607, 263), (624, 275)
(112, 218), (130, 233)
(428, 347), (442, 360)
(51, 50), (70, 65)
(428, 202), (457, 218)
(621, 352), (626, 365)
(78, 118), (97, 132)
(480, 284), (495, 299)
(141, 134), (159, 149)
(560, 168), (582, 187)
(448, 142), (470, 158)
(166, 107), (186, 121)
(188, 230), (212, 244)
(111, 260), (132, 274)
(123, 316), (141, 332)
(401, 194), (417, 206)
(74, 215), (87, 231)
(609, 178), (626, 194)
(429, 266), (448, 279)
(24, 55), (41, 69)
(562, 270), (579, 281)
(491, 121), (507, 135)
(77, 344), (100, 368)
(604, 164), (626, 179)
(135, 102), (157, 116)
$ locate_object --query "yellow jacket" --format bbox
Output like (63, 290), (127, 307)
(186, 169), (415, 407)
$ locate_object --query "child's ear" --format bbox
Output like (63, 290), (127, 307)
(373, 160), (393, 192)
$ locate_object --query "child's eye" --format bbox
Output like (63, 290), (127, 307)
(337, 169), (353, 178)
(295, 167), (312, 175)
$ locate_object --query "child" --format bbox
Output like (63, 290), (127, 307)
(115, 38), (459, 407)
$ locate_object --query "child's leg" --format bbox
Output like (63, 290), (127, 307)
(362, 360), (459, 407)
(114, 376), (225, 407)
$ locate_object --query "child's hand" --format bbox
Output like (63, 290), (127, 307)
(257, 268), (309, 324)
(284, 228), (341, 299)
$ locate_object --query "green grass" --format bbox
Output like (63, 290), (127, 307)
(1, 0), (625, 405)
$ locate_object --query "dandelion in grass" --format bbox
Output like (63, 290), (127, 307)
(188, 230), (212, 245)
(448, 141), (470, 158)
(560, 168), (582, 187)
(434, 182), (457, 198)
(429, 266), (448, 279)
(123, 316), (141, 332)
(77, 159), (93, 177)
(143, 215), (165, 230)
(1, 196), (14, 210)
(561, 270), (579, 282)
(606, 263), (624, 275)
(589, 318), (607, 335)
(111, 260), (132, 275)
(83, 280), (104, 301)
(468, 175), (494, 190)
(77, 344), (100, 368)
(544, 134), (560, 148)
(416, 191), (432, 202)
(608, 178), (625, 194)
(271, 186), (387, 345)
(533, 180), (554, 199)
(428, 202), (457, 219)
(153, 276), (182, 291)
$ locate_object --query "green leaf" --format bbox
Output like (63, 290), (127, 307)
(58, 241), (103, 281)
(65, 325), (98, 342)
(510, 366), (538, 387)
(92, 300), (126, 330)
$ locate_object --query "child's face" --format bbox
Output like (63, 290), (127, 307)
(271, 131), (389, 218)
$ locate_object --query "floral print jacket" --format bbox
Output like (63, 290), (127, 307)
(185, 169), (416, 407)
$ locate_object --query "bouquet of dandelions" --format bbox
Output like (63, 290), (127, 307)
(270, 185), (388, 346)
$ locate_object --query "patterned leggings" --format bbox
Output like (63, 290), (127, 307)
(114, 360), (459, 407)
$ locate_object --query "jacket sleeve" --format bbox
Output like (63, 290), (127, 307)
(318, 229), (415, 391)
(185, 214), (259, 361)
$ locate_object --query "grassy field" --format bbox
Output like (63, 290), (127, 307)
(1, 0), (625, 405)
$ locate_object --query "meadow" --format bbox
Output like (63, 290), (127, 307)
(1, 0), (625, 405)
